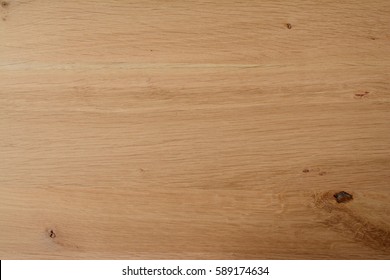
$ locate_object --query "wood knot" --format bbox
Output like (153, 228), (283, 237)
(1, 1), (9, 8)
(354, 91), (369, 99)
(49, 229), (56, 239)
(334, 191), (353, 203)
(286, 23), (292, 29)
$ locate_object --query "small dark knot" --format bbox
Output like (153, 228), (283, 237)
(334, 191), (353, 203)
(49, 230), (56, 238)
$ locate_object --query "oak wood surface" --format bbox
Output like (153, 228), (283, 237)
(0, 0), (390, 259)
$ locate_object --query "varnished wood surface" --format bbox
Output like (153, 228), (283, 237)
(0, 0), (390, 259)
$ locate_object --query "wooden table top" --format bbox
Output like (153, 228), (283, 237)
(0, 0), (389, 259)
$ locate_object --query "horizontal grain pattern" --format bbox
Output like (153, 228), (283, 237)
(1, 0), (390, 259)
(1, 1), (390, 64)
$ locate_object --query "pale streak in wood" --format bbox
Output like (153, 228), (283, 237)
(0, 0), (390, 259)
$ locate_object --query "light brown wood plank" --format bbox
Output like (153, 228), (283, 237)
(0, 0), (389, 259)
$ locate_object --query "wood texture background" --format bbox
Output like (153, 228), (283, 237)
(1, 0), (390, 259)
